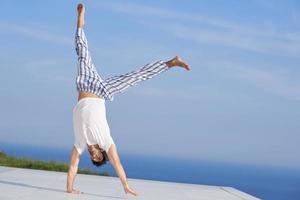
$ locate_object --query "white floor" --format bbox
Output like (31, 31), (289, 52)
(0, 166), (260, 200)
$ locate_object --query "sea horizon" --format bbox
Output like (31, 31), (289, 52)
(1, 142), (299, 200)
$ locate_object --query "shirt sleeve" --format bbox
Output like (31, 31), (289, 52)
(74, 129), (86, 155)
(104, 135), (115, 153)
(74, 142), (86, 155)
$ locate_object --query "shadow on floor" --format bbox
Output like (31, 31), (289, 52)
(0, 180), (126, 199)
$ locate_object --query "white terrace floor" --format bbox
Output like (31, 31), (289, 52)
(0, 166), (260, 200)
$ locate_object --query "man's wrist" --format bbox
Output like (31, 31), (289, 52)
(122, 181), (129, 188)
(66, 188), (73, 193)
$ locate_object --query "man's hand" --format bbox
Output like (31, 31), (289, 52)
(107, 144), (139, 196)
(66, 189), (83, 194)
(123, 184), (138, 196)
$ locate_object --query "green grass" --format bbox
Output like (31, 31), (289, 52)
(0, 151), (109, 176)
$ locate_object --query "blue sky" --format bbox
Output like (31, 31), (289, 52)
(0, 0), (299, 169)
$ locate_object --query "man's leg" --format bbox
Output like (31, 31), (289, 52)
(75, 28), (99, 77)
(75, 4), (190, 100)
(103, 60), (168, 96)
(75, 4), (102, 93)
(103, 56), (190, 97)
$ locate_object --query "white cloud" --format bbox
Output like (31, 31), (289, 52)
(23, 58), (73, 84)
(148, 22), (300, 56)
(91, 1), (300, 57)
(206, 60), (300, 101)
(91, 1), (300, 99)
(231, 66), (300, 100)
(0, 22), (72, 46)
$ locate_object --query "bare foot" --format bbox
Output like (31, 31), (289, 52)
(77, 3), (85, 28)
(166, 56), (190, 71)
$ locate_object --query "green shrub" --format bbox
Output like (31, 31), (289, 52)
(0, 151), (109, 176)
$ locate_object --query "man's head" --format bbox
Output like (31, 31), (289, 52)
(87, 144), (109, 167)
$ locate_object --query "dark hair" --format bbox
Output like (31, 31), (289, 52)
(91, 150), (109, 167)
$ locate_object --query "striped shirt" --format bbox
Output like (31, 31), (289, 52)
(75, 28), (169, 101)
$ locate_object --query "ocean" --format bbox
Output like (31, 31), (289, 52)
(0, 143), (299, 200)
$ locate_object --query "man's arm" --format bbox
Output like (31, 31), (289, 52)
(107, 144), (138, 196)
(66, 146), (82, 194)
